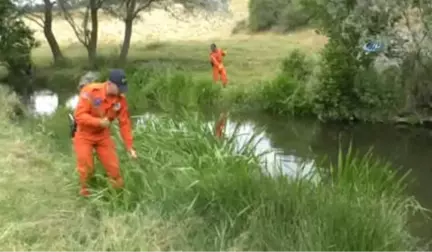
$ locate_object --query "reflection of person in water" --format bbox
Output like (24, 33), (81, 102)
(214, 111), (228, 138)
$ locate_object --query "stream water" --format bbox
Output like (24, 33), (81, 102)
(28, 90), (432, 243)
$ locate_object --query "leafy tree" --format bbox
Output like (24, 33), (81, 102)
(103, 0), (155, 65)
(300, 0), (408, 120)
(0, 0), (38, 94)
(248, 0), (311, 32)
(20, 0), (65, 65)
(57, 0), (105, 69)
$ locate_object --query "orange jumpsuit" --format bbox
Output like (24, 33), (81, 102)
(210, 49), (228, 87)
(73, 82), (133, 196)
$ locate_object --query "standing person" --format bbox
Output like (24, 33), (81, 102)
(73, 69), (137, 197)
(210, 43), (228, 87)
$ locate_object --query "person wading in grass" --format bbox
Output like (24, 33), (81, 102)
(73, 69), (137, 197)
(210, 43), (228, 87)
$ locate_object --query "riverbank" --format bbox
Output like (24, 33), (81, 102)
(24, 34), (432, 125)
(0, 85), (426, 250)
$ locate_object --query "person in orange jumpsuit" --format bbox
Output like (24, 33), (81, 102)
(73, 69), (137, 197)
(210, 43), (228, 87)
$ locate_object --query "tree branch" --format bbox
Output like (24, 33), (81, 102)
(96, 0), (106, 9)
(24, 12), (45, 28)
(132, 0), (154, 19)
(57, 0), (89, 46)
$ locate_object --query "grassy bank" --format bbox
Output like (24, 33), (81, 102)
(29, 31), (325, 93)
(0, 85), (426, 250)
(27, 34), (410, 123)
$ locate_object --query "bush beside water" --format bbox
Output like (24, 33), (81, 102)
(0, 85), (425, 250)
(60, 50), (424, 123)
(116, 49), (398, 122)
(34, 43), (429, 124)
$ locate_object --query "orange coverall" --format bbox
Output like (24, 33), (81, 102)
(210, 49), (228, 87)
(73, 82), (133, 196)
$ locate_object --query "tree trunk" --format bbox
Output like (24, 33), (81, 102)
(119, 18), (133, 66)
(87, 0), (99, 69)
(43, 0), (64, 65)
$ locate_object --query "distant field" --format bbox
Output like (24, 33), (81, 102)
(32, 30), (326, 85)
(25, 0), (250, 46)
(28, 0), (327, 85)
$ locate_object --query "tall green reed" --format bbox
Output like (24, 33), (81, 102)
(94, 112), (423, 250)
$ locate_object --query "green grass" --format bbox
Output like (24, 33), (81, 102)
(0, 85), (426, 250)
(25, 33), (323, 119)
(31, 32), (325, 90)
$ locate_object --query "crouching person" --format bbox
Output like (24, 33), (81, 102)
(73, 69), (137, 196)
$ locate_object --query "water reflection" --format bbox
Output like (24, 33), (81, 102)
(66, 95), (79, 110)
(221, 116), (316, 179)
(133, 111), (317, 180)
(214, 111), (228, 138)
(28, 90), (77, 115)
(28, 90), (59, 116)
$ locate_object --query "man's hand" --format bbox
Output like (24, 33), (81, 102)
(128, 149), (137, 159)
(100, 117), (110, 128)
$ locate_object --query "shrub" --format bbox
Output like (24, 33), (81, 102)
(280, 49), (313, 81)
(248, 0), (311, 32)
(398, 51), (432, 113)
(0, 85), (26, 120)
(311, 38), (402, 121)
(311, 38), (363, 120)
(277, 0), (312, 32)
(0, 0), (38, 94)
(259, 50), (314, 115)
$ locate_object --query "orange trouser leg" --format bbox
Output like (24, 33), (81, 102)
(220, 67), (228, 87)
(73, 135), (95, 196)
(212, 67), (220, 83)
(95, 137), (123, 189)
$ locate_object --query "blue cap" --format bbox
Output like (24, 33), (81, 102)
(109, 69), (128, 93)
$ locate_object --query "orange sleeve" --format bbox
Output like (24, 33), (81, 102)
(117, 97), (133, 151)
(221, 49), (226, 56)
(210, 54), (220, 68)
(74, 91), (101, 127)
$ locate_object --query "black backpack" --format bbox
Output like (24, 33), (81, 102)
(68, 113), (77, 138)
